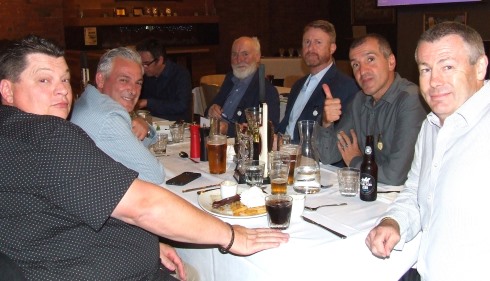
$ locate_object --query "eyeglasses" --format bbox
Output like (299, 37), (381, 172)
(142, 58), (158, 67)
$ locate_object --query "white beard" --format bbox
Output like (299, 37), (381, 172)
(232, 63), (257, 80)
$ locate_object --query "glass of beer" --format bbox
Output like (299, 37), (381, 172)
(268, 151), (290, 194)
(280, 144), (300, 186)
(207, 134), (227, 174)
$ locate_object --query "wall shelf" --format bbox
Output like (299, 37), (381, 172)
(64, 16), (219, 27)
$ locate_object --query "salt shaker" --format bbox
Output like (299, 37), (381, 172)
(190, 123), (200, 159)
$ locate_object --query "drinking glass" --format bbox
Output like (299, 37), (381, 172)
(152, 133), (168, 156)
(207, 134), (227, 174)
(268, 151), (290, 194)
(337, 167), (360, 196)
(280, 144), (300, 186)
(136, 110), (152, 124)
(266, 194), (293, 229)
(277, 133), (291, 151)
(209, 117), (221, 136)
(243, 160), (265, 187)
(170, 123), (184, 143)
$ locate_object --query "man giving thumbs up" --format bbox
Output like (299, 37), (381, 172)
(316, 33), (427, 185)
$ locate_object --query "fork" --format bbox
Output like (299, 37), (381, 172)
(304, 203), (347, 211)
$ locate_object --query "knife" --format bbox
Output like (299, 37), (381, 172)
(301, 216), (347, 239)
(182, 183), (221, 193)
(196, 187), (220, 195)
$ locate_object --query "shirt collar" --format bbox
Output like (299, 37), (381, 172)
(310, 62), (332, 82)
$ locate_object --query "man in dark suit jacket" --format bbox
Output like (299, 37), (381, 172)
(206, 36), (280, 136)
(277, 20), (359, 142)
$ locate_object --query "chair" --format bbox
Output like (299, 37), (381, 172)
(200, 74), (225, 87)
(200, 83), (221, 111)
(199, 74), (225, 113)
(283, 75), (302, 88)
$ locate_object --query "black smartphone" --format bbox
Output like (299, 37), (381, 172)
(166, 172), (201, 186)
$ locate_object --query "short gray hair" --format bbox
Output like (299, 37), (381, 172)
(97, 47), (143, 78)
(415, 21), (485, 65)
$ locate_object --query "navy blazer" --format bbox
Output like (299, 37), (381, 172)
(205, 71), (280, 136)
(277, 64), (359, 141)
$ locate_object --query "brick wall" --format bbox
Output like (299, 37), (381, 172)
(213, 0), (331, 73)
(0, 0), (64, 46)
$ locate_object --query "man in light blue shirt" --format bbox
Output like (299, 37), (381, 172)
(71, 47), (165, 184)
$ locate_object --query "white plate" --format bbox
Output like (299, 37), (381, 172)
(198, 187), (266, 219)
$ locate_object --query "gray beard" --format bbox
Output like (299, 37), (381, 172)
(232, 64), (257, 80)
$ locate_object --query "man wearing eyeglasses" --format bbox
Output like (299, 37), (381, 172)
(135, 38), (192, 122)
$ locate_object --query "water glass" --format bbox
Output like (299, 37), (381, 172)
(243, 160), (265, 187)
(337, 167), (360, 196)
(170, 123), (184, 143)
(152, 133), (168, 155)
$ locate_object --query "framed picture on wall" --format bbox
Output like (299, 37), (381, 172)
(423, 12), (467, 31)
(351, 0), (396, 25)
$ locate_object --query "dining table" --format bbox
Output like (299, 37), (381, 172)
(155, 136), (420, 281)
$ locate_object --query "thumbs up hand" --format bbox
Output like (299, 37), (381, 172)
(322, 83), (342, 127)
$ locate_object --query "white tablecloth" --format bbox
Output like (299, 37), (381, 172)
(157, 141), (420, 281)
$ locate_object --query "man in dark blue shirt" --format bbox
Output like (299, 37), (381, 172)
(136, 38), (192, 122)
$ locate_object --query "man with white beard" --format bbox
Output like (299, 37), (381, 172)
(205, 36), (280, 136)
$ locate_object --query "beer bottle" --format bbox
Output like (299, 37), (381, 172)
(360, 135), (378, 201)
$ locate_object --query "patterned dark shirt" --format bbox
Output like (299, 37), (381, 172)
(0, 105), (164, 280)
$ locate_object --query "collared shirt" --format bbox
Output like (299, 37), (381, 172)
(71, 85), (165, 184)
(316, 73), (427, 185)
(0, 106), (161, 280)
(221, 72), (255, 122)
(384, 81), (490, 280)
(285, 65), (330, 138)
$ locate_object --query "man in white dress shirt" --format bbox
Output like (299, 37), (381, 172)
(366, 22), (489, 280)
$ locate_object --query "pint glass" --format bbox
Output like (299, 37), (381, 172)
(207, 135), (227, 174)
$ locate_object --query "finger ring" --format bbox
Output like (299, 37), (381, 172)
(345, 143), (349, 148)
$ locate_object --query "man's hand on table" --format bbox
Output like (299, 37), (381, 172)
(159, 243), (187, 281)
(365, 218), (401, 259)
(229, 225), (289, 255)
(132, 117), (150, 140)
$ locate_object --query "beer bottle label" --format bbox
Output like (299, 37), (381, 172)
(360, 173), (376, 195)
